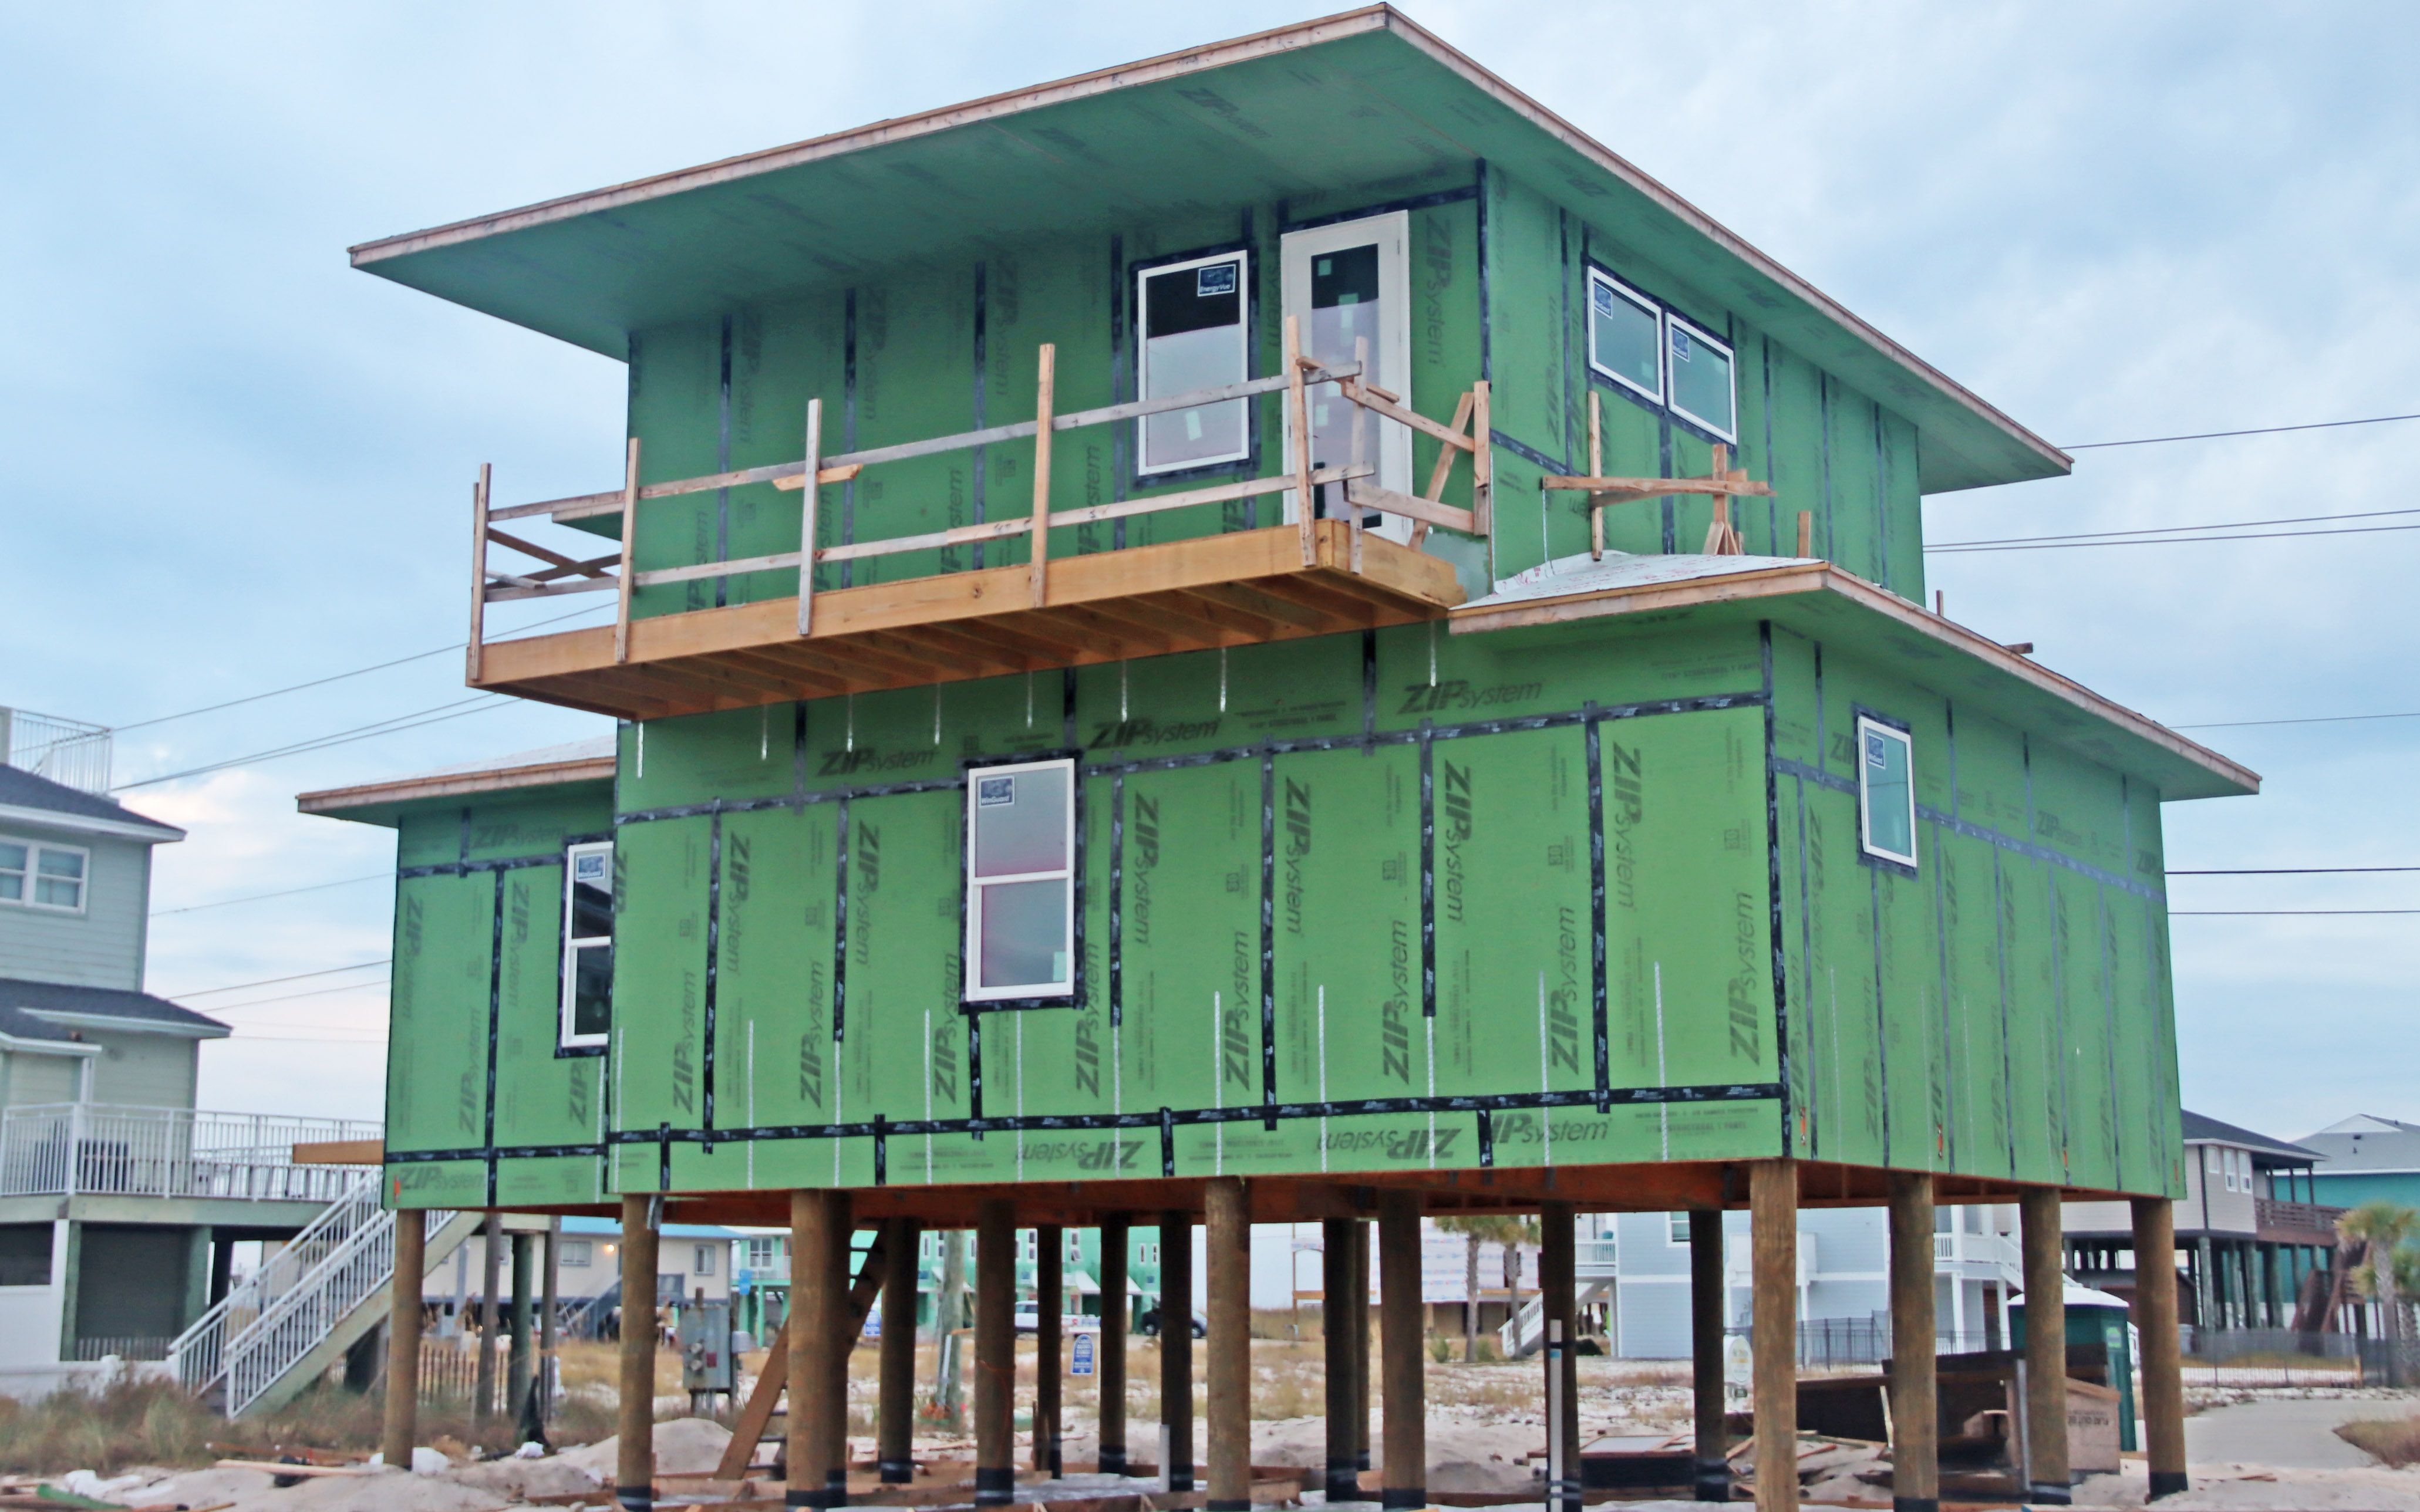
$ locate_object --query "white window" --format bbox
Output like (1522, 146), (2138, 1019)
(558, 1240), (594, 1268)
(1855, 716), (1918, 869)
(1067, 1230), (1084, 1262)
(1665, 314), (1737, 443)
(1586, 271), (1663, 404)
(1137, 250), (1251, 474)
(1140, 1241), (1160, 1265)
(560, 842), (614, 1049)
(963, 758), (1076, 1003)
(695, 1244), (717, 1277)
(1667, 1212), (1691, 1246)
(0, 838), (87, 913)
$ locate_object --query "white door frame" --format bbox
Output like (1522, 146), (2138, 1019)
(1279, 212), (1413, 544)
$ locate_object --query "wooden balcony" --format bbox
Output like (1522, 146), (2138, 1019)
(466, 328), (1485, 721)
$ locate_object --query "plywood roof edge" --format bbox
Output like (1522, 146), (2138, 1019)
(346, 6), (1396, 267)
(1451, 561), (2258, 799)
(298, 753), (618, 816)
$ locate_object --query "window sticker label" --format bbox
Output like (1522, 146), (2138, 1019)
(979, 774), (1017, 807)
(1865, 731), (1890, 768)
(1196, 262), (1238, 297)
(1670, 327), (1693, 362)
(1592, 282), (1615, 317)
(574, 851), (608, 883)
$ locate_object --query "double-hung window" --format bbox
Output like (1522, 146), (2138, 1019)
(963, 758), (1076, 1003)
(560, 841), (614, 1049)
(1583, 268), (1738, 443)
(1137, 251), (1250, 474)
(0, 837), (86, 912)
(1855, 716), (1917, 869)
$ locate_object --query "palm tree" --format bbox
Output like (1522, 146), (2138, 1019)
(1434, 1214), (1540, 1361)
(2337, 1201), (2418, 1342)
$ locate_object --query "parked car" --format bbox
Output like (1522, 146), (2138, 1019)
(1012, 1305), (1101, 1335)
(1136, 1304), (1206, 1339)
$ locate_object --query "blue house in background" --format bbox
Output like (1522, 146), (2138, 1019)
(2302, 1115), (2420, 1214)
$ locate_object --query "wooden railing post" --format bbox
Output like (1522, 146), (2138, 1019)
(1587, 393), (1603, 562)
(1286, 316), (1315, 566)
(1030, 345), (1056, 609)
(468, 465), (491, 682)
(797, 398), (823, 636)
(613, 437), (641, 664)
(1471, 380), (1493, 536)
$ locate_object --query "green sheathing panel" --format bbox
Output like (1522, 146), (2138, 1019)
(1771, 633), (2182, 1196)
(384, 792), (611, 1209)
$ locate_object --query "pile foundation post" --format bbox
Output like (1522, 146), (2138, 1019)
(1160, 1210), (1195, 1491)
(1322, 1217), (1359, 1501)
(878, 1217), (922, 1483)
(507, 1230), (534, 1435)
(2131, 1197), (2188, 1501)
(1350, 1219), (1370, 1472)
(476, 1210), (501, 1425)
(1036, 1223), (1063, 1477)
(791, 1189), (851, 1508)
(1098, 1216), (1130, 1475)
(1541, 1202), (1579, 1512)
(1377, 1190), (1424, 1510)
(1888, 1174), (1939, 1512)
(1749, 1160), (1798, 1512)
(615, 1195), (659, 1512)
(2020, 1189), (2072, 1504)
(975, 1200), (1016, 1507)
(1205, 1179), (1251, 1512)
(383, 1210), (424, 1470)
(1688, 1208), (1730, 1501)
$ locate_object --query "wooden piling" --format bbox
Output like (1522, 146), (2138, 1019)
(615, 1195), (659, 1512)
(1540, 1202), (1579, 1512)
(2020, 1189), (2072, 1504)
(1159, 1210), (1195, 1491)
(538, 1220), (560, 1433)
(382, 1209), (424, 1470)
(1098, 1216), (1130, 1475)
(791, 1190), (850, 1508)
(1688, 1208), (1730, 1502)
(1036, 1223), (1063, 1477)
(507, 1230), (534, 1433)
(1749, 1160), (1798, 1512)
(1888, 1174), (1939, 1512)
(1322, 1217), (1358, 1501)
(1205, 1179), (1251, 1511)
(2131, 1197), (2188, 1501)
(878, 1217), (921, 1483)
(1349, 1219), (1370, 1472)
(476, 1211), (501, 1425)
(976, 1200), (1016, 1506)
(1377, 1190), (1425, 1510)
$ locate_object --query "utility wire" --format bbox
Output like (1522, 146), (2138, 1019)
(2168, 866), (2420, 875)
(2172, 909), (2420, 916)
(1933, 505), (2420, 549)
(151, 873), (389, 916)
(107, 601), (611, 733)
(2062, 411), (2420, 450)
(110, 696), (508, 792)
(1929, 522), (2420, 553)
(172, 958), (392, 998)
(198, 979), (394, 1014)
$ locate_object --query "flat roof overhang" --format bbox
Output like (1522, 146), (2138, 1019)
(298, 745), (616, 827)
(1451, 555), (2259, 803)
(349, 6), (2065, 496)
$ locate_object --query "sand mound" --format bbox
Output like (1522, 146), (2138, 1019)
(116, 1467), (279, 1508)
(560, 1416), (734, 1479)
(272, 1466), (513, 1512)
(437, 1457), (603, 1499)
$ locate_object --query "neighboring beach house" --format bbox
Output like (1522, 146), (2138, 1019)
(0, 733), (377, 1400)
(2299, 1114), (2420, 1215)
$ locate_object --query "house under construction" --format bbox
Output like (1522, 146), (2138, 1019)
(302, 9), (2257, 1509)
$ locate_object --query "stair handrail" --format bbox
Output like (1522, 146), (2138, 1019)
(169, 1167), (386, 1395)
(223, 1204), (453, 1417)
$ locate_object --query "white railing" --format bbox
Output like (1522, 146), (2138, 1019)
(170, 1167), (453, 1417)
(1575, 1238), (1619, 1278)
(1498, 1265), (1620, 1358)
(0, 1104), (379, 1202)
(1934, 1229), (2021, 1277)
(0, 707), (112, 794)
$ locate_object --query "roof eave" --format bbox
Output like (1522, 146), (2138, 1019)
(299, 754), (619, 822)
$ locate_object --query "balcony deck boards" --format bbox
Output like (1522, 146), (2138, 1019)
(476, 521), (1465, 720)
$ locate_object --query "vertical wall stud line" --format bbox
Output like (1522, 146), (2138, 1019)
(873, 1114), (887, 1186)
(1869, 865), (1891, 1167)
(841, 289), (858, 588)
(1160, 1106), (1175, 1177)
(1419, 721), (1436, 1019)
(1259, 748), (1278, 1125)
(1109, 233), (1129, 551)
(1993, 850), (2018, 1180)
(1930, 807), (1954, 1172)
(1759, 626), (1791, 1153)
(484, 868), (505, 1209)
(831, 797), (851, 1047)
(1792, 771), (1817, 1159)
(968, 1015), (983, 1136)
(1818, 373), (1835, 563)
(1761, 335), (1779, 553)
(1361, 630), (1377, 751)
(1584, 706), (1609, 1109)
(1110, 773), (1125, 1030)
(701, 809), (723, 1145)
(714, 313), (732, 609)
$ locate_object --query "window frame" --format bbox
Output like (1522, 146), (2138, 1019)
(558, 1240), (594, 1268)
(1584, 269), (1665, 406)
(559, 839), (615, 1051)
(960, 755), (1081, 1007)
(1663, 311), (1739, 444)
(0, 836), (88, 914)
(1134, 247), (1255, 478)
(1853, 714), (1920, 870)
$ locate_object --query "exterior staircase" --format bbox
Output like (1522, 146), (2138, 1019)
(1498, 1238), (1620, 1358)
(168, 1171), (479, 1418)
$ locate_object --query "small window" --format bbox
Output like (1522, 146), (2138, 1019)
(963, 758), (1076, 1003)
(0, 1223), (52, 1287)
(695, 1245), (717, 1277)
(558, 1240), (593, 1268)
(1855, 716), (1917, 869)
(1666, 315), (1737, 442)
(1586, 272), (1663, 404)
(560, 842), (614, 1049)
(1667, 1212), (1690, 1246)
(1137, 251), (1251, 474)
(0, 838), (87, 913)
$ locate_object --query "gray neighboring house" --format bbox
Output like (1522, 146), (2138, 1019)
(2300, 1114), (2420, 1216)
(0, 754), (375, 1398)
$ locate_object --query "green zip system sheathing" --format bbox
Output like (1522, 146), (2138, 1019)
(375, 611), (2194, 1210)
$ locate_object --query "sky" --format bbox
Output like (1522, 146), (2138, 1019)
(2, 2), (2414, 1143)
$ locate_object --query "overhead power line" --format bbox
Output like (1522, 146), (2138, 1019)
(200, 978), (394, 1014)
(151, 873), (389, 916)
(110, 695), (508, 792)
(2063, 411), (2420, 450)
(172, 958), (392, 999)
(1934, 505), (2420, 550)
(2172, 710), (2420, 731)
(2168, 866), (2420, 875)
(2172, 909), (2420, 916)
(1929, 522), (2420, 554)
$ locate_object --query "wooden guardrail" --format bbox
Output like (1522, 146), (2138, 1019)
(466, 317), (1493, 676)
